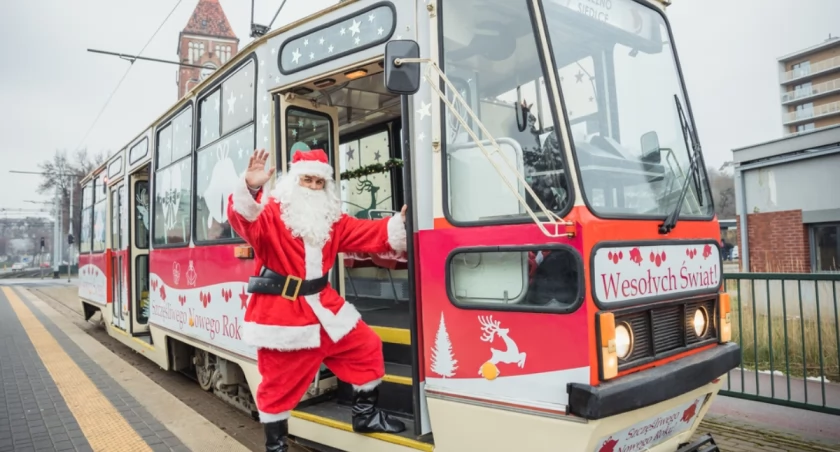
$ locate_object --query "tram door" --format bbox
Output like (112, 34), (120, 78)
(129, 171), (151, 336)
(110, 183), (129, 330)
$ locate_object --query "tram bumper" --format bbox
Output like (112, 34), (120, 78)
(567, 342), (741, 420)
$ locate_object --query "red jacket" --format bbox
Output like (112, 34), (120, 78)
(227, 181), (406, 351)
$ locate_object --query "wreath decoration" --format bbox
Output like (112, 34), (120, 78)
(339, 159), (404, 180)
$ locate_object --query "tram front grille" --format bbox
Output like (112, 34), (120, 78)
(615, 297), (718, 371)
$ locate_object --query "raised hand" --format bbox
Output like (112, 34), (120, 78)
(245, 149), (275, 189)
(400, 205), (407, 222)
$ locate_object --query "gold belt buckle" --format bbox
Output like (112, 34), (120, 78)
(282, 275), (303, 300)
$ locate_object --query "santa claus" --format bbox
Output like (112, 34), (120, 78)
(227, 148), (407, 452)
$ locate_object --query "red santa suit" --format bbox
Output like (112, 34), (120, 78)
(226, 149), (407, 437)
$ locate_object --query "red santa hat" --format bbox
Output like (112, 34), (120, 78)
(288, 149), (334, 180)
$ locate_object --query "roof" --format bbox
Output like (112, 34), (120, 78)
(731, 123), (840, 165)
(182, 0), (238, 40)
(777, 35), (840, 62)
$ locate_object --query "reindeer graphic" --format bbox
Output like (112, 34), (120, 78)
(477, 316), (526, 379)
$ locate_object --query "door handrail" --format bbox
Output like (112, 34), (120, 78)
(395, 57), (573, 238)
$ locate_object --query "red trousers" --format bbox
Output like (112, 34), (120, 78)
(255, 321), (385, 422)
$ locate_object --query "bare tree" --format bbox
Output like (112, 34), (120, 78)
(706, 166), (736, 219)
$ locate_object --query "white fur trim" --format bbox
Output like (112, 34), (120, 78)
(387, 215), (407, 253)
(242, 322), (320, 350)
(258, 410), (291, 423)
(232, 175), (264, 222)
(289, 160), (334, 179)
(302, 242), (361, 343)
(353, 378), (382, 392)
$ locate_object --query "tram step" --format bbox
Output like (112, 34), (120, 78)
(371, 326), (413, 366)
(292, 399), (433, 450)
(336, 362), (413, 417)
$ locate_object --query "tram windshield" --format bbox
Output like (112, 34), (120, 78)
(542, 0), (713, 218)
(440, 0), (713, 222)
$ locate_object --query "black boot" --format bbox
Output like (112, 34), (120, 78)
(351, 387), (406, 434)
(264, 419), (289, 452)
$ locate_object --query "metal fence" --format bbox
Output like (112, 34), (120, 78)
(721, 272), (840, 415)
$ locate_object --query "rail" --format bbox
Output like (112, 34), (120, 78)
(395, 57), (574, 238)
(721, 272), (840, 415)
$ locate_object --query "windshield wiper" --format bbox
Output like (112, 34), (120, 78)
(659, 94), (704, 235)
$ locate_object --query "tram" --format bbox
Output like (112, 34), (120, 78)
(77, 0), (740, 450)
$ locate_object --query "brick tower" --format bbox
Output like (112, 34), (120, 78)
(176, 0), (239, 99)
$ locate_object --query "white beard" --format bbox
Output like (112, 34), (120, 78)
(272, 174), (342, 248)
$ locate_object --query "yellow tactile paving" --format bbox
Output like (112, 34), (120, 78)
(2, 287), (153, 452)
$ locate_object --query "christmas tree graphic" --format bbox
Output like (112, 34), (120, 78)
(430, 312), (458, 378)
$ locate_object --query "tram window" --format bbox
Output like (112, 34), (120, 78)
(339, 129), (394, 218)
(136, 255), (150, 325)
(135, 181), (150, 249)
(157, 108), (193, 169)
(441, 0), (572, 224)
(92, 178), (107, 252)
(195, 124), (255, 242)
(152, 157), (192, 246)
(286, 108), (333, 164)
(129, 138), (148, 165)
(199, 90), (221, 147)
(221, 60), (255, 136)
(80, 183), (93, 253)
(448, 247), (581, 311)
(111, 188), (121, 250)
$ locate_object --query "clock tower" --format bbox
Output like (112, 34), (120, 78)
(176, 0), (239, 99)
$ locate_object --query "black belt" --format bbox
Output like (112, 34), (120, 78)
(247, 267), (329, 300)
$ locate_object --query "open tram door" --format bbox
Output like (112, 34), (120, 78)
(128, 167), (151, 338)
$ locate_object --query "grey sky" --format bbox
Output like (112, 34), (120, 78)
(0, 0), (836, 211)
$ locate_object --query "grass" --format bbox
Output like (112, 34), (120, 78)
(725, 277), (840, 382)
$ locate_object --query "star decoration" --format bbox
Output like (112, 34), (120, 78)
(340, 27), (346, 35)
(292, 49), (301, 64)
(261, 114), (269, 128)
(418, 132), (425, 141)
(304, 39), (309, 46)
(319, 37), (325, 45)
(309, 52), (315, 60)
(271, 48), (276, 54)
(378, 27), (384, 36)
(313, 138), (318, 144)
(259, 78), (264, 85)
(354, 37), (361, 45)
(349, 19), (361, 36)
(368, 13), (375, 22)
(575, 71), (584, 83)
(374, 150), (382, 161)
(347, 147), (355, 160)
(417, 101), (431, 120)
(260, 59), (264, 66)
(589, 96), (594, 102)
(298, 119), (304, 127)
(227, 90), (237, 114)
(328, 45), (334, 53)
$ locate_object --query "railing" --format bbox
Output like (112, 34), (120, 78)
(781, 77), (840, 103)
(783, 100), (840, 124)
(721, 272), (840, 415)
(782, 55), (840, 83)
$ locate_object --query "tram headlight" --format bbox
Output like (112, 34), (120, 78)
(693, 307), (709, 337)
(615, 323), (633, 359)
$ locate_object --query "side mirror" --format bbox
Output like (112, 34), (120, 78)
(640, 131), (661, 164)
(384, 40), (421, 95)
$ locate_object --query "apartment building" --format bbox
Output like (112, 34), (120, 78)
(778, 35), (840, 135)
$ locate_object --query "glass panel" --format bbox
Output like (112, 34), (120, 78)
(129, 138), (148, 164)
(92, 201), (107, 252)
(449, 247), (580, 309)
(136, 255), (150, 325)
(80, 207), (92, 253)
(279, 4), (395, 73)
(286, 108), (333, 164)
(199, 90), (221, 147)
(111, 189), (120, 250)
(172, 107), (193, 162)
(135, 181), (150, 249)
(82, 183), (93, 207)
(543, 0), (714, 218)
(153, 157), (192, 246)
(195, 125), (255, 241)
(814, 225), (839, 272)
(221, 61), (255, 136)
(157, 123), (173, 169)
(108, 157), (122, 179)
(441, 0), (572, 223)
(339, 130), (394, 218)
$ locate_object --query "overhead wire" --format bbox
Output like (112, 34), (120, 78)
(74, 0), (185, 152)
